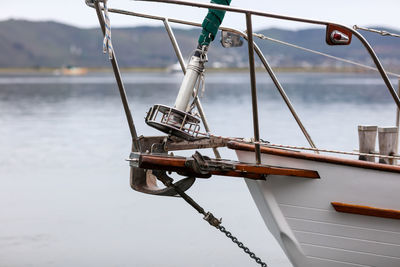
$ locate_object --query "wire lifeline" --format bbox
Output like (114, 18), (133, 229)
(170, 124), (400, 160)
(263, 142), (400, 160)
(252, 32), (400, 78)
(354, 25), (400, 38)
(102, 0), (114, 59)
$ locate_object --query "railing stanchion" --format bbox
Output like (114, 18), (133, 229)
(245, 13), (261, 164)
(396, 78), (400, 129)
(94, 1), (140, 152)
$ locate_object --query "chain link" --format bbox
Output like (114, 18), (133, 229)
(157, 171), (268, 266)
(218, 225), (267, 267)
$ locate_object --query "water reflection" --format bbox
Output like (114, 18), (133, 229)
(0, 71), (398, 267)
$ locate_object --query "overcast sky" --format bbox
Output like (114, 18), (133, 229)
(2, 0), (399, 31)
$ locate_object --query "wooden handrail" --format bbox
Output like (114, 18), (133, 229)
(331, 202), (400, 220)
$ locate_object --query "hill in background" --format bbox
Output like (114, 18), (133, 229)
(1, 19), (399, 70)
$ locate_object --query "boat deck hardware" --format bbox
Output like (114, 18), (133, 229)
(326, 24), (352, 45)
(220, 30), (243, 48)
(132, 150), (320, 179)
(145, 104), (202, 141)
(378, 127), (399, 165)
(358, 125), (378, 162)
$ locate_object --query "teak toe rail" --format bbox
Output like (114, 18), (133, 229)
(228, 141), (400, 174)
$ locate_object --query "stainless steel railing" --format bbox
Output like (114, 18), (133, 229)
(88, 0), (400, 161)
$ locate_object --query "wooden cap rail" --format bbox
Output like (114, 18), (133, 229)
(138, 153), (320, 180)
(227, 141), (400, 174)
(331, 202), (400, 220)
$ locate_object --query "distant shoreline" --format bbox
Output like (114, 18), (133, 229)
(0, 66), (399, 75)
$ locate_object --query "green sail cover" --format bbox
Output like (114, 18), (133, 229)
(198, 0), (232, 46)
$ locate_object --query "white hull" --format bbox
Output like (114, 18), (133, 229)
(236, 149), (400, 267)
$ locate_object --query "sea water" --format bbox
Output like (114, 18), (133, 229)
(0, 71), (397, 266)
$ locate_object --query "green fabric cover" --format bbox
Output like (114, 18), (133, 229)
(198, 0), (232, 46)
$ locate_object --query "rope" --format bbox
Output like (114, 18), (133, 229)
(102, 0), (114, 59)
(252, 32), (400, 78)
(198, 46), (208, 98)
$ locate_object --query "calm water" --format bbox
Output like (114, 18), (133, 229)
(0, 71), (398, 267)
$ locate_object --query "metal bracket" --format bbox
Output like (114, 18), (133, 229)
(129, 136), (197, 197)
(145, 104), (204, 141)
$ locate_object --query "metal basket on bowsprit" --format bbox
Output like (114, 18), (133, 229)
(145, 104), (202, 141)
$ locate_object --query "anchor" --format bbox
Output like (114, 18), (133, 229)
(128, 137), (197, 197)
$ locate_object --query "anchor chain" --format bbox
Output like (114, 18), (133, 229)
(218, 225), (267, 267)
(155, 170), (268, 266)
